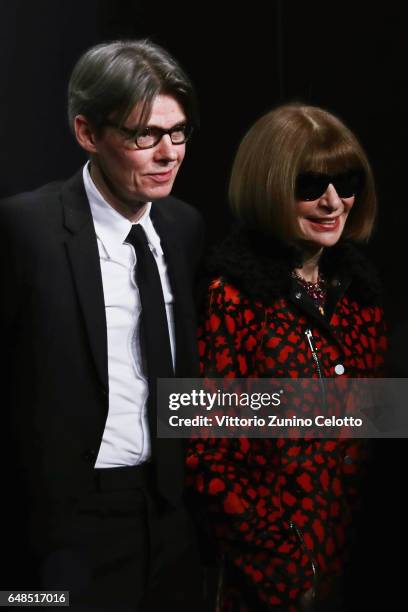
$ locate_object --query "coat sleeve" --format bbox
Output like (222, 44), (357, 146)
(340, 305), (388, 520)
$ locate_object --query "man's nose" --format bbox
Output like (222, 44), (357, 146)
(154, 134), (178, 160)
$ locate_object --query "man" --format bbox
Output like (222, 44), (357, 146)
(0, 39), (204, 610)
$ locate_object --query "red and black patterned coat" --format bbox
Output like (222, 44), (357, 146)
(186, 229), (387, 611)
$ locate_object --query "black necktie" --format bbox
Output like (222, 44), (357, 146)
(126, 224), (173, 380)
(126, 224), (181, 503)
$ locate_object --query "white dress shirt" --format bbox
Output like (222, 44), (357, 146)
(83, 163), (175, 468)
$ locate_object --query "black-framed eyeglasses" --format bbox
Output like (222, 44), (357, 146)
(104, 120), (193, 150)
(295, 170), (364, 201)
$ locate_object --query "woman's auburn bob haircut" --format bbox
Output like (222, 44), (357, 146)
(229, 103), (377, 243)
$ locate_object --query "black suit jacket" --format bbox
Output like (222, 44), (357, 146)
(0, 169), (204, 586)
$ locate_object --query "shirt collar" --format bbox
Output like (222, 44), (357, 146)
(82, 162), (163, 259)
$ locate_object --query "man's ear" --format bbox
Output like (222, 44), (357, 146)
(74, 115), (98, 153)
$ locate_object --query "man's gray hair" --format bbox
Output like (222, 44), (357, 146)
(68, 39), (198, 133)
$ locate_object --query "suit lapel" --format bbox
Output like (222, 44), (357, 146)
(61, 171), (109, 392)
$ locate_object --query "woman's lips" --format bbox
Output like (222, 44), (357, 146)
(147, 169), (174, 183)
(307, 217), (340, 232)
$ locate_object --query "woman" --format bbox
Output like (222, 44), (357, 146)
(186, 104), (387, 611)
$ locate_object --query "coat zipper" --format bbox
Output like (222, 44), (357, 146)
(215, 552), (225, 612)
(287, 330), (329, 601)
(305, 328), (326, 407)
(290, 520), (318, 601)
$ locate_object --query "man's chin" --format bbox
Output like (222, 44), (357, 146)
(141, 184), (174, 202)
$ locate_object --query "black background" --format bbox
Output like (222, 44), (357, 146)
(1, 1), (407, 609)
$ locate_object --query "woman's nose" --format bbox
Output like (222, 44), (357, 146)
(319, 183), (342, 209)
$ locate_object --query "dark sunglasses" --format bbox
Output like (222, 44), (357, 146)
(295, 170), (364, 201)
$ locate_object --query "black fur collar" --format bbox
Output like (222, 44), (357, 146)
(206, 225), (382, 306)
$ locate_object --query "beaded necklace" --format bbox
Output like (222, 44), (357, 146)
(292, 270), (327, 315)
